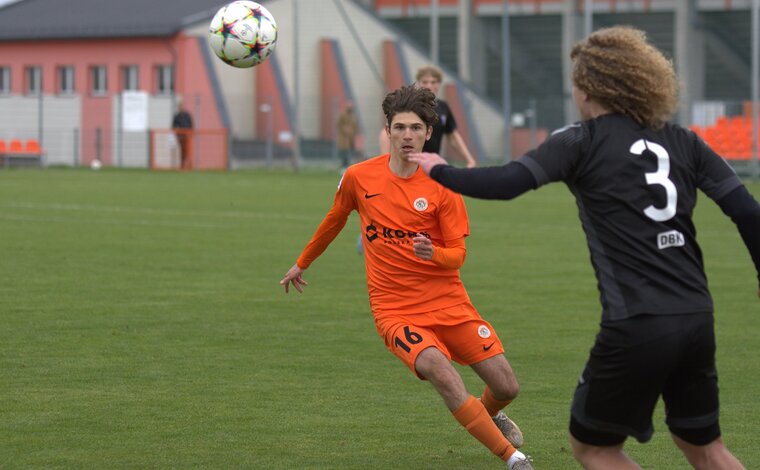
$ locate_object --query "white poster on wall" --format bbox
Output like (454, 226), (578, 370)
(122, 91), (148, 131)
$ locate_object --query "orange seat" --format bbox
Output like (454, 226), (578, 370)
(729, 116), (745, 127)
(9, 139), (23, 153)
(25, 139), (41, 154)
(0, 139), (6, 153)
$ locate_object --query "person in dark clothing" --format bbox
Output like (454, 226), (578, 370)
(172, 102), (193, 170)
(379, 65), (476, 168)
(411, 26), (758, 470)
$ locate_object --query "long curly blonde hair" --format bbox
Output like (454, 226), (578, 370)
(571, 26), (679, 129)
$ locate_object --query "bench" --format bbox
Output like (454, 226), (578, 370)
(0, 139), (45, 168)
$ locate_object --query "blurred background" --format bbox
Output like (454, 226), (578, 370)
(0, 0), (758, 175)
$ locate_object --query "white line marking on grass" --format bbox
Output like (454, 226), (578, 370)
(0, 201), (318, 222)
(0, 213), (232, 229)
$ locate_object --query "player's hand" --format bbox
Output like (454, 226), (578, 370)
(280, 264), (308, 294)
(413, 236), (434, 261)
(409, 152), (447, 175)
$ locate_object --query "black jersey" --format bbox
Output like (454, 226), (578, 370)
(428, 113), (757, 321)
(423, 100), (457, 154)
(516, 113), (742, 321)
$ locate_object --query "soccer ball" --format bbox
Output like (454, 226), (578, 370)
(208, 1), (278, 68)
(90, 159), (102, 170)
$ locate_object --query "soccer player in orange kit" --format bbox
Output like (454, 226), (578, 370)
(280, 85), (533, 469)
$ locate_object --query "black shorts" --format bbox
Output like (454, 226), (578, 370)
(570, 312), (720, 445)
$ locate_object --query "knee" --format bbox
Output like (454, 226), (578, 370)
(489, 376), (520, 401)
(673, 435), (737, 470)
(414, 347), (453, 381)
(570, 437), (608, 466)
(570, 436), (589, 463)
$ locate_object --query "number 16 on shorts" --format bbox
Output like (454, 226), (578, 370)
(395, 326), (423, 353)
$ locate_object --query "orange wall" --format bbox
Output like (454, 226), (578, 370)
(373, 0), (744, 12)
(383, 40), (408, 91)
(320, 39), (351, 141)
(255, 58), (293, 149)
(374, 0), (564, 9)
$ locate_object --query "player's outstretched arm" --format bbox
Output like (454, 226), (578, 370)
(715, 185), (760, 298)
(409, 152), (447, 175)
(280, 263), (308, 294)
(410, 152), (537, 201)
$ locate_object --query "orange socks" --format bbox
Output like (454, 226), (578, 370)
(481, 385), (513, 417)
(452, 395), (516, 461)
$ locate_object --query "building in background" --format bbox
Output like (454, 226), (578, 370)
(0, 0), (756, 168)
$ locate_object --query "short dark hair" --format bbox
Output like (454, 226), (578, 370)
(382, 84), (438, 128)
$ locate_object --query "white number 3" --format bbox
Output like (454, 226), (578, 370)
(629, 139), (677, 222)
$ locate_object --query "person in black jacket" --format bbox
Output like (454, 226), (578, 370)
(411, 26), (757, 470)
(172, 101), (193, 170)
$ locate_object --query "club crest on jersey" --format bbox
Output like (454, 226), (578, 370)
(478, 325), (491, 338)
(413, 197), (428, 212)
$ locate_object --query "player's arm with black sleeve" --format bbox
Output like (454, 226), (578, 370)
(716, 186), (760, 293)
(429, 162), (537, 200)
(695, 135), (760, 295)
(429, 123), (584, 200)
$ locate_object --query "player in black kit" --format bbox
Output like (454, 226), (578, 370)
(411, 26), (758, 470)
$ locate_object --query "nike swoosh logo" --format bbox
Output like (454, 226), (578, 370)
(364, 193), (381, 199)
(483, 343), (495, 351)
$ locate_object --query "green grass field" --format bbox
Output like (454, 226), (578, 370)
(1, 167), (758, 469)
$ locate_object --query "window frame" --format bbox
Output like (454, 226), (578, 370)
(121, 65), (139, 91)
(25, 66), (42, 95)
(0, 66), (10, 95)
(57, 65), (75, 95)
(155, 65), (174, 95)
(90, 65), (107, 96)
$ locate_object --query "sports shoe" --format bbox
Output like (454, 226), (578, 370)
(508, 456), (534, 470)
(493, 411), (524, 448)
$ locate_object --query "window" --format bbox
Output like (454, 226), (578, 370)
(58, 66), (75, 95)
(91, 65), (107, 96)
(121, 65), (139, 91)
(0, 67), (9, 94)
(155, 65), (174, 94)
(26, 66), (41, 95)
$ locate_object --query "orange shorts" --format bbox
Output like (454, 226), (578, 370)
(374, 301), (505, 379)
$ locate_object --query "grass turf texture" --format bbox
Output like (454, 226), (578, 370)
(1, 167), (758, 469)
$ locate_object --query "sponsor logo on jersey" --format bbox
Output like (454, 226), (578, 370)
(364, 222), (430, 245)
(478, 325), (491, 338)
(413, 197), (428, 212)
(657, 229), (685, 250)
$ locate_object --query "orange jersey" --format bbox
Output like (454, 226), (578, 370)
(297, 154), (471, 317)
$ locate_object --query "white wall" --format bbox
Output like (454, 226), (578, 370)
(42, 96), (81, 166)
